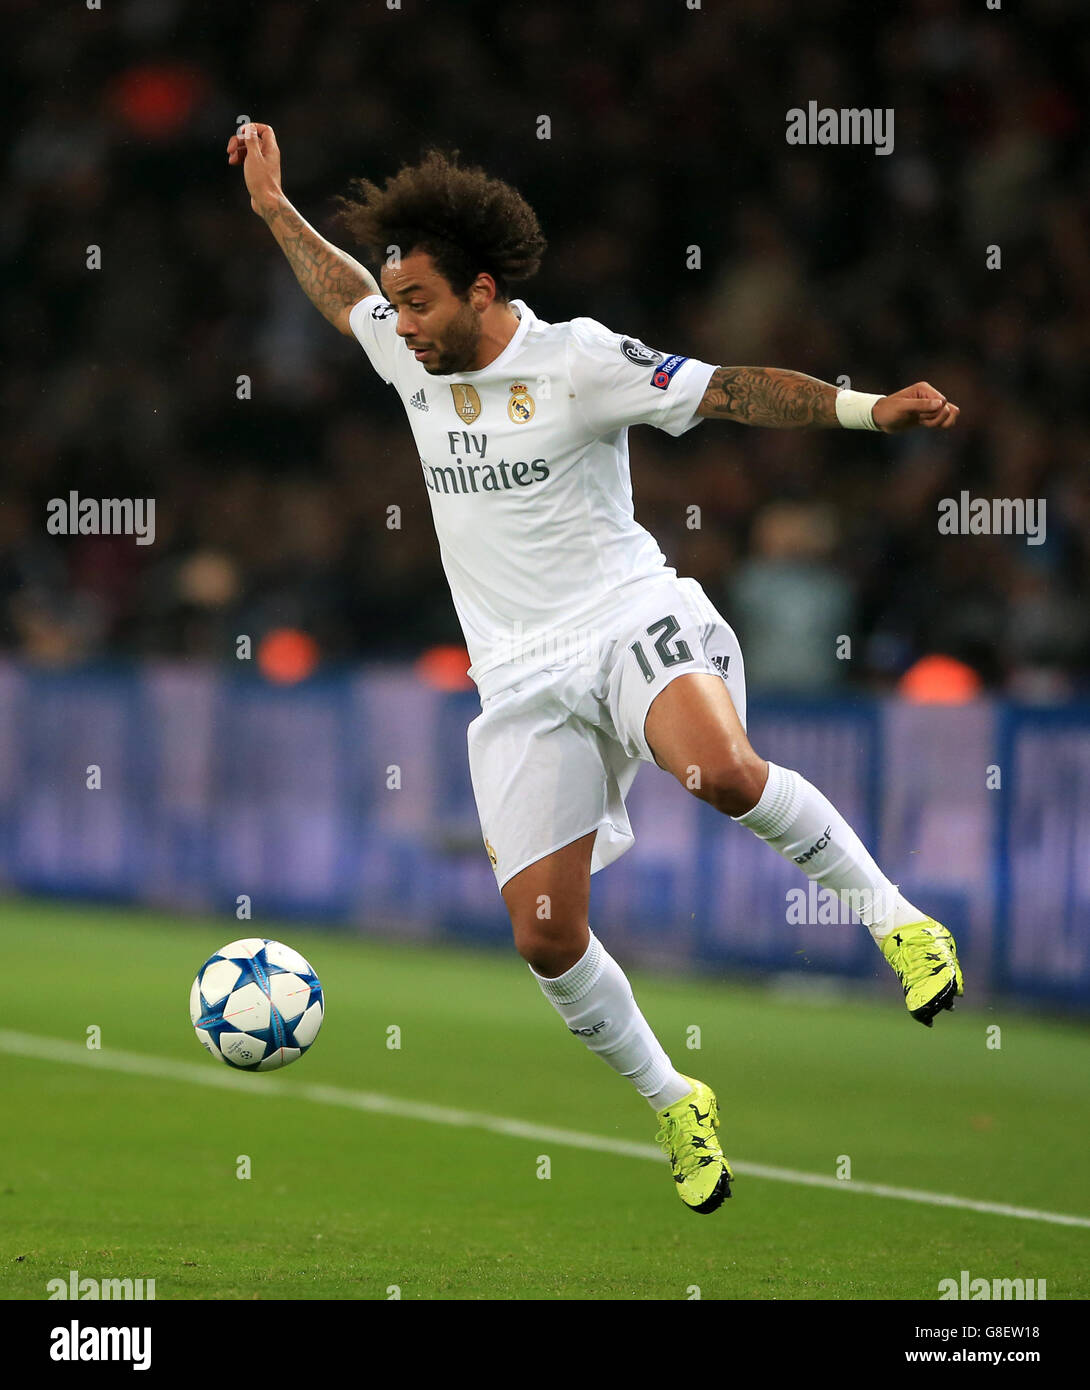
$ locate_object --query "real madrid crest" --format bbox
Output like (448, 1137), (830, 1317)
(508, 381), (535, 424)
(450, 383), (482, 422)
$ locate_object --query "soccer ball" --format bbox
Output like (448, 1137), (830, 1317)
(190, 937), (324, 1071)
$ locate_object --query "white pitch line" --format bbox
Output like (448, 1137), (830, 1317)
(3, 1029), (1089, 1230)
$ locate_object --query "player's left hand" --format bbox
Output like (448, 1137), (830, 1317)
(872, 382), (960, 432)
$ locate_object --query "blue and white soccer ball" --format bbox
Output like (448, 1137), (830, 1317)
(190, 938), (324, 1071)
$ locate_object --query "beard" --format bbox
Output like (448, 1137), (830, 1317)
(422, 303), (482, 375)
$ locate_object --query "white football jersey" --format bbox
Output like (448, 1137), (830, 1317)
(348, 294), (716, 683)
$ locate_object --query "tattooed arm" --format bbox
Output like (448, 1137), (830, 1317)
(260, 199), (379, 336)
(696, 366), (839, 428)
(697, 365), (961, 432)
(227, 121), (379, 336)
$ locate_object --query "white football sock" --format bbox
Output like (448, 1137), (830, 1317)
(530, 932), (692, 1110)
(867, 895), (931, 942)
(734, 761), (926, 943)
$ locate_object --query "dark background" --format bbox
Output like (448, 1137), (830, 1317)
(5, 0), (1087, 694)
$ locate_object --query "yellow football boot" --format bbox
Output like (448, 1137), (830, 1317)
(655, 1076), (733, 1214)
(881, 919), (964, 1026)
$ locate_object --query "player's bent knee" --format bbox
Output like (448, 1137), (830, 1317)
(688, 745), (768, 817)
(511, 919), (589, 978)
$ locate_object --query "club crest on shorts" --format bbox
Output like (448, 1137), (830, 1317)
(508, 382), (535, 423)
(450, 384), (482, 422)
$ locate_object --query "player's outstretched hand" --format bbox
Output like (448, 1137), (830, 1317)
(873, 382), (960, 432)
(226, 121), (284, 215)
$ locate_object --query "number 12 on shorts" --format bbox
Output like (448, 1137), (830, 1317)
(630, 615), (693, 684)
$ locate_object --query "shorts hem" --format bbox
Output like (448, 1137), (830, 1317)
(495, 818), (628, 892)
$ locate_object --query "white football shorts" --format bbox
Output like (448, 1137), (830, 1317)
(467, 575), (747, 889)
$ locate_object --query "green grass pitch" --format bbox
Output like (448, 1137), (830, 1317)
(1, 899), (1087, 1300)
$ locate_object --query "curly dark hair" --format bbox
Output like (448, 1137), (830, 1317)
(335, 148), (547, 300)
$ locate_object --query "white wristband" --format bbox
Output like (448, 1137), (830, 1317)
(835, 388), (884, 431)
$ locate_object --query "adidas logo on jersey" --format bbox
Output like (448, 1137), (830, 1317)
(410, 389), (428, 412)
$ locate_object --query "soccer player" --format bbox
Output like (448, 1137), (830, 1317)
(229, 124), (964, 1215)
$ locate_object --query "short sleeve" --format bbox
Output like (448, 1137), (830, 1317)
(566, 317), (716, 438)
(348, 294), (401, 386)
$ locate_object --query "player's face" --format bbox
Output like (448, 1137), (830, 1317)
(380, 252), (482, 376)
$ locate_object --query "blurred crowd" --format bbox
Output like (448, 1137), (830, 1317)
(5, 0), (1088, 695)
